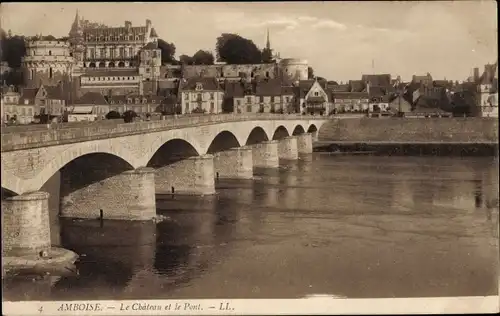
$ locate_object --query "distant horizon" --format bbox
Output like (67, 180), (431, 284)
(0, 1), (497, 82)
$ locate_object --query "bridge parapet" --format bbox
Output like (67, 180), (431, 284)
(1, 114), (323, 152)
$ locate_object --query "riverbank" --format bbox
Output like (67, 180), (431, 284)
(318, 117), (498, 144)
(314, 142), (498, 156)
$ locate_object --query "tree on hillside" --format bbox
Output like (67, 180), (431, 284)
(1, 30), (26, 68)
(261, 47), (273, 63)
(157, 39), (176, 64)
(216, 33), (262, 64)
(179, 54), (194, 65)
(308, 67), (315, 79)
(192, 50), (214, 65)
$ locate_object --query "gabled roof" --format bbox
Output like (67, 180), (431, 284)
(18, 88), (38, 104)
(255, 78), (282, 96)
(361, 74), (391, 87)
(180, 77), (221, 91)
(75, 92), (108, 105)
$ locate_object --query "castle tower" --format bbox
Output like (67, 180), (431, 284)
(139, 41), (162, 95)
(22, 39), (74, 89)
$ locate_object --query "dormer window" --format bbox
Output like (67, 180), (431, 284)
(195, 83), (203, 91)
(127, 98), (132, 104)
(314, 91), (319, 96)
(142, 98), (147, 104)
(135, 98), (140, 104)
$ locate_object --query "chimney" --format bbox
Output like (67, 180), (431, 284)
(146, 19), (152, 30)
(125, 21), (132, 30)
(473, 67), (479, 81)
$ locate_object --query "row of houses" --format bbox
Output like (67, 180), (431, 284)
(2, 63), (497, 124)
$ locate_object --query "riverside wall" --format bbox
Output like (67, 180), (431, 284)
(317, 118), (498, 143)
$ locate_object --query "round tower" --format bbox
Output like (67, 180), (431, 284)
(279, 58), (309, 82)
(22, 39), (74, 88)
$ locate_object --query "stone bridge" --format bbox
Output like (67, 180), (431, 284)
(1, 113), (327, 259)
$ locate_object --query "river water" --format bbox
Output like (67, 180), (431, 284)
(3, 155), (499, 301)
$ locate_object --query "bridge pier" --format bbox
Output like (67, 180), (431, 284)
(155, 154), (216, 195)
(278, 136), (299, 160)
(2, 191), (51, 256)
(297, 133), (313, 154)
(60, 167), (157, 220)
(214, 147), (253, 179)
(251, 140), (280, 168)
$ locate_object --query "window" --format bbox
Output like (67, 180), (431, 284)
(100, 48), (106, 58)
(247, 104), (252, 112)
(142, 98), (147, 104)
(195, 83), (203, 91)
(210, 102), (215, 113)
(185, 103), (189, 113)
(247, 97), (252, 103)
(210, 93), (214, 100)
(314, 91), (319, 96)
(129, 47), (133, 57)
(127, 98), (132, 104)
(270, 96), (275, 102)
(146, 68), (150, 73)
(259, 96), (264, 103)
(28, 108), (33, 116)
(197, 93), (202, 101)
(49, 67), (53, 79)
(184, 93), (189, 100)
(48, 50), (52, 56)
(286, 96), (290, 103)
(152, 100), (156, 104)
(237, 100), (241, 106)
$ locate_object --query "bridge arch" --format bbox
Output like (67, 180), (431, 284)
(292, 124), (306, 136)
(6, 144), (139, 194)
(206, 131), (241, 154)
(147, 138), (200, 168)
(272, 125), (290, 140)
(307, 124), (319, 139)
(245, 126), (269, 145)
(59, 153), (135, 201)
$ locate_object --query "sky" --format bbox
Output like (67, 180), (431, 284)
(0, 1), (497, 82)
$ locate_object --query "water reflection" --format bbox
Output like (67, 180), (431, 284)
(2, 155), (498, 300)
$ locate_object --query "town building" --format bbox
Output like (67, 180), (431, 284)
(298, 79), (331, 115)
(1, 85), (21, 123)
(475, 61), (498, 117)
(106, 94), (164, 115)
(179, 77), (224, 114)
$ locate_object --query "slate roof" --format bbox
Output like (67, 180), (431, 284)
(281, 85), (295, 96)
(150, 28), (158, 38)
(368, 86), (386, 98)
(44, 85), (64, 100)
(332, 92), (369, 100)
(224, 81), (246, 98)
(349, 80), (365, 92)
(18, 88), (38, 105)
(83, 25), (148, 41)
(328, 84), (350, 92)
(75, 92), (108, 105)
(180, 77), (221, 91)
(361, 74), (391, 87)
(255, 78), (282, 96)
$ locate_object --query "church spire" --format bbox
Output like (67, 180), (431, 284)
(266, 28), (271, 50)
(69, 9), (83, 37)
